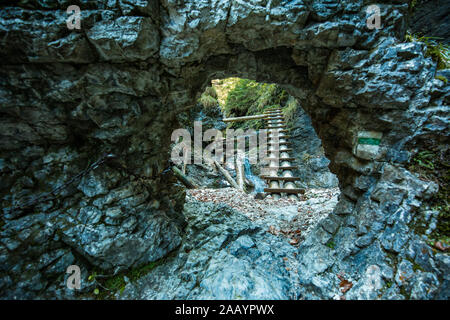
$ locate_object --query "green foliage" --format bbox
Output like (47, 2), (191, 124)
(408, 0), (418, 12)
(211, 78), (240, 106)
(223, 79), (264, 117)
(128, 261), (160, 281)
(435, 75), (448, 84)
(199, 86), (219, 108)
(222, 78), (289, 130)
(89, 259), (164, 299)
(326, 241), (336, 249)
(282, 96), (299, 125)
(88, 272), (97, 282)
(199, 94), (217, 108)
(412, 150), (435, 170)
(405, 33), (450, 70)
(203, 86), (217, 99)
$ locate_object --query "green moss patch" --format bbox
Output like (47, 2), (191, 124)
(88, 258), (165, 300)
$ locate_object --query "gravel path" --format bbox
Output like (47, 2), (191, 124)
(187, 187), (340, 246)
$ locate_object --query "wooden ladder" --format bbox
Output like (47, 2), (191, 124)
(261, 108), (305, 199)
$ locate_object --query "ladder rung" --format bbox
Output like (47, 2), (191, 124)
(269, 135), (291, 139)
(266, 148), (293, 152)
(268, 126), (287, 129)
(267, 129), (289, 133)
(279, 166), (298, 170)
(264, 188), (305, 194)
(261, 176), (301, 181)
(264, 157), (295, 161)
(268, 141), (290, 146)
(264, 165), (298, 170)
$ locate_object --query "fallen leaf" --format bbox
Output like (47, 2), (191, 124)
(339, 279), (353, 294)
(268, 226), (278, 235)
(434, 241), (448, 252)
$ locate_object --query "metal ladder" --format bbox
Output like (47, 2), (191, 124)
(261, 108), (305, 199)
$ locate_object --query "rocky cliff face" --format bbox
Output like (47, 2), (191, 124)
(118, 194), (303, 299)
(0, 0), (449, 299)
(409, 0), (450, 44)
(285, 97), (339, 188)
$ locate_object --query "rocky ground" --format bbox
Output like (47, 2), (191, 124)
(188, 188), (339, 246)
(117, 187), (339, 300)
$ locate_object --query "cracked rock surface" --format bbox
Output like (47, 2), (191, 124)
(118, 195), (303, 300)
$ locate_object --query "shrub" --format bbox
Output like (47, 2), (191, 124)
(405, 33), (450, 70)
(199, 86), (219, 108)
(203, 86), (218, 99)
(199, 94), (217, 108)
(283, 96), (299, 124)
(222, 78), (289, 130)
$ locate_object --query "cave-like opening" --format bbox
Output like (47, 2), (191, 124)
(172, 77), (340, 247)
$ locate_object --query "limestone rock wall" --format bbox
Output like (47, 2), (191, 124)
(409, 0), (450, 44)
(0, 0), (448, 299)
(285, 97), (339, 188)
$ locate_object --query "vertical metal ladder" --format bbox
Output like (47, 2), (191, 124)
(261, 107), (305, 199)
